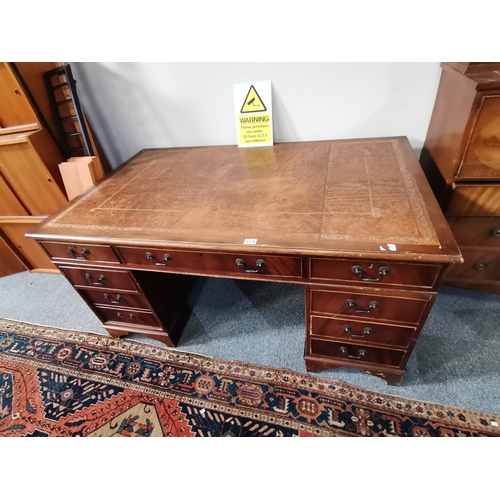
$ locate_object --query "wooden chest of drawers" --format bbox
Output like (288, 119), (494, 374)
(27, 138), (461, 385)
(420, 62), (500, 294)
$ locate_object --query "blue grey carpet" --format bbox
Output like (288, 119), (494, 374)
(0, 271), (498, 415)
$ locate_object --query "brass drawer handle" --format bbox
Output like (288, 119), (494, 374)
(68, 246), (90, 260)
(346, 299), (379, 313)
(343, 325), (372, 339)
(351, 265), (390, 282)
(103, 293), (122, 304)
(490, 227), (500, 238)
(473, 261), (488, 271)
(85, 273), (106, 286)
(340, 346), (367, 360)
(235, 258), (266, 273)
(146, 252), (172, 266)
(116, 312), (123, 318)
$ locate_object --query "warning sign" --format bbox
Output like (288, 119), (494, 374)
(240, 85), (267, 113)
(233, 81), (273, 148)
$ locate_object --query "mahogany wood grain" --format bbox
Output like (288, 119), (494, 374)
(309, 339), (405, 367)
(309, 257), (441, 289)
(41, 241), (120, 263)
(60, 266), (137, 291)
(444, 247), (500, 281)
(446, 184), (500, 216)
(116, 246), (302, 278)
(77, 288), (151, 309)
(309, 287), (431, 325)
(310, 315), (415, 348)
(447, 216), (500, 247)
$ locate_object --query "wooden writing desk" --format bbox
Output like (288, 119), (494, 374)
(27, 137), (462, 385)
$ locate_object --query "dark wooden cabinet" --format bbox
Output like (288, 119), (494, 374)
(420, 62), (500, 294)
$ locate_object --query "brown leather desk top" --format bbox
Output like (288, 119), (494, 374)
(28, 137), (461, 264)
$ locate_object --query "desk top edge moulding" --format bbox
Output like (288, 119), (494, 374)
(26, 136), (461, 386)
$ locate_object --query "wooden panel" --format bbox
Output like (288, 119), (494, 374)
(0, 131), (67, 214)
(116, 246), (303, 278)
(309, 258), (440, 289)
(0, 63), (39, 133)
(444, 247), (500, 281)
(0, 235), (27, 276)
(0, 219), (56, 271)
(309, 339), (405, 367)
(310, 316), (415, 348)
(95, 306), (162, 329)
(309, 288), (430, 325)
(446, 184), (500, 216)
(0, 173), (28, 215)
(447, 216), (500, 247)
(59, 266), (137, 290)
(40, 241), (119, 263)
(457, 93), (500, 179)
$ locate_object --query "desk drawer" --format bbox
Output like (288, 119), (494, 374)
(310, 339), (405, 367)
(310, 316), (415, 349)
(447, 216), (500, 247)
(115, 246), (303, 278)
(445, 247), (500, 281)
(95, 306), (161, 329)
(79, 289), (150, 309)
(310, 258), (440, 289)
(446, 184), (500, 216)
(59, 266), (137, 291)
(40, 241), (120, 263)
(309, 288), (430, 325)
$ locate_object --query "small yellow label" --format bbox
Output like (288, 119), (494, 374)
(240, 85), (267, 113)
(238, 113), (272, 145)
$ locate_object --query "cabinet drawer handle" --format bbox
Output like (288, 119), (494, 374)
(343, 325), (372, 339)
(346, 299), (379, 313)
(235, 258), (266, 273)
(116, 312), (123, 318)
(146, 252), (172, 266)
(129, 314), (135, 320)
(340, 346), (367, 360)
(351, 265), (390, 282)
(103, 293), (122, 304)
(490, 227), (500, 238)
(85, 273), (106, 286)
(68, 247), (90, 260)
(473, 261), (488, 271)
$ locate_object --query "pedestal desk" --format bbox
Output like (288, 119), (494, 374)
(27, 137), (462, 385)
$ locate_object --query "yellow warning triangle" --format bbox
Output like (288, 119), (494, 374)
(240, 85), (267, 113)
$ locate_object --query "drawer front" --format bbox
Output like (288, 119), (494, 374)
(457, 93), (500, 180)
(447, 216), (500, 247)
(310, 316), (415, 348)
(41, 241), (120, 263)
(446, 184), (500, 216)
(95, 306), (161, 329)
(310, 339), (405, 367)
(79, 289), (150, 309)
(310, 288), (429, 324)
(115, 246), (302, 278)
(59, 266), (137, 291)
(309, 258), (440, 289)
(445, 247), (500, 281)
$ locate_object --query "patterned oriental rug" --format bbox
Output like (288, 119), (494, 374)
(0, 319), (498, 437)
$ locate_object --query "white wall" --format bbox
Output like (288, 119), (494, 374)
(70, 62), (442, 169)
